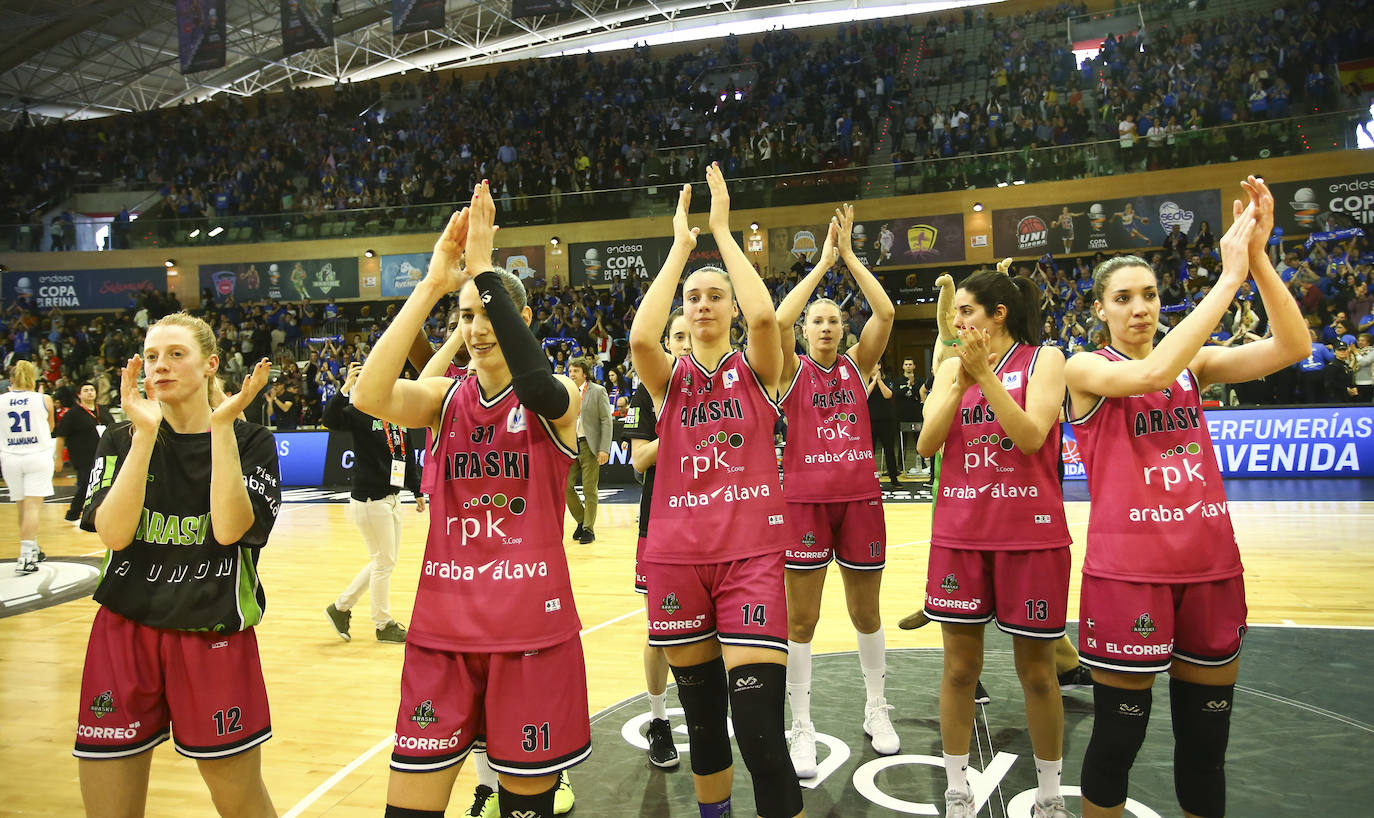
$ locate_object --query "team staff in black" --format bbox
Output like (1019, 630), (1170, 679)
(894, 355), (926, 476)
(866, 361), (901, 488)
(53, 381), (115, 523)
(75, 312), (281, 818)
(323, 361), (423, 645)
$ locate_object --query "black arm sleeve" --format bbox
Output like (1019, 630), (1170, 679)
(475, 270), (571, 419)
(320, 392), (351, 430)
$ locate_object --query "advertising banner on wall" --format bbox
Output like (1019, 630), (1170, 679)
(281, 0), (334, 57)
(379, 253), (429, 298)
(2, 268), (164, 310)
(177, 0), (226, 73)
(380, 246), (546, 298)
(992, 190), (1223, 257)
(496, 245), (546, 281)
(1059, 405), (1374, 480)
(1269, 173), (1374, 235)
(769, 214), (965, 274)
(570, 233), (740, 285)
(201, 257), (359, 303)
(392, 0), (445, 34)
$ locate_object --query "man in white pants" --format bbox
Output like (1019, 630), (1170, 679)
(322, 362), (422, 643)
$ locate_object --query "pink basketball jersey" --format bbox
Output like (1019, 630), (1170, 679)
(778, 353), (881, 503)
(931, 343), (1071, 551)
(421, 368), (470, 496)
(1068, 347), (1240, 583)
(646, 351), (789, 564)
(412, 376), (581, 652)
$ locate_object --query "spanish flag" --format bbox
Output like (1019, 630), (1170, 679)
(1338, 58), (1374, 93)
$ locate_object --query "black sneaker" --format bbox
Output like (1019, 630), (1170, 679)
(572, 524), (585, 541)
(974, 681), (991, 705)
(646, 717), (680, 769)
(376, 621), (407, 643)
(578, 528), (596, 544)
(35, 549), (46, 562)
(1058, 665), (1094, 692)
(466, 784), (497, 817)
(325, 603), (351, 642)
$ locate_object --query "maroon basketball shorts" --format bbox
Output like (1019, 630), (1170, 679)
(784, 498), (887, 571)
(923, 544), (1071, 638)
(74, 607), (271, 760)
(645, 551), (788, 652)
(391, 636), (592, 777)
(1078, 574), (1247, 673)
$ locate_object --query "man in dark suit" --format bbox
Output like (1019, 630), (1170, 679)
(566, 358), (612, 543)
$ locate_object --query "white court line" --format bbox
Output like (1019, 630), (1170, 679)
(282, 605), (643, 817)
(281, 734), (394, 818)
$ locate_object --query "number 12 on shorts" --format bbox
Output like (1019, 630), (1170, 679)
(522, 722), (550, 752)
(212, 707), (243, 736)
(741, 604), (767, 627)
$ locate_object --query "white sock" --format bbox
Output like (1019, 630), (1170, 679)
(648, 691), (668, 720)
(944, 752), (970, 792)
(786, 639), (812, 725)
(1034, 755), (1062, 801)
(472, 749), (497, 788)
(856, 626), (887, 701)
(20, 540), (36, 560)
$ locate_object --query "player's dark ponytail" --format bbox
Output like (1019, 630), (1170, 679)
(959, 270), (1043, 346)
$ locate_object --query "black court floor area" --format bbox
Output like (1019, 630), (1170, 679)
(579, 626), (1374, 817)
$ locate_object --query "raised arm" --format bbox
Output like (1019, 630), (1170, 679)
(775, 218), (838, 382)
(917, 356), (967, 457)
(92, 359), (158, 550)
(706, 162), (780, 389)
(207, 358), (272, 544)
(353, 209), (469, 429)
(839, 205), (896, 374)
(629, 184), (696, 404)
(465, 182), (579, 432)
(958, 330), (1065, 453)
(420, 324), (467, 380)
(1066, 197), (1258, 402)
(1191, 176), (1311, 387)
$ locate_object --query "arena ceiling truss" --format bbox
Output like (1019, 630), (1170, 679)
(0, 0), (989, 129)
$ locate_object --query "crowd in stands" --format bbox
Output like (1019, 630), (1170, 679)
(890, 0), (1372, 188)
(3, 221), (1372, 424)
(6, 0), (1369, 249)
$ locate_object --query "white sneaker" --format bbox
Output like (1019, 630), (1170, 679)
(944, 785), (976, 818)
(788, 719), (818, 778)
(14, 557), (37, 575)
(907, 466), (920, 475)
(1033, 794), (1074, 818)
(863, 696), (900, 755)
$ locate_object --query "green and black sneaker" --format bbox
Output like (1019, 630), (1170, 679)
(325, 603), (351, 642)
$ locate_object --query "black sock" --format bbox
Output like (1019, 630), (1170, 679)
(499, 781), (557, 818)
(383, 806), (445, 817)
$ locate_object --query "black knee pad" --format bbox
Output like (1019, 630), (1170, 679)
(1170, 678), (1234, 818)
(671, 657), (733, 777)
(727, 663), (804, 818)
(1080, 682), (1152, 809)
(498, 781), (557, 818)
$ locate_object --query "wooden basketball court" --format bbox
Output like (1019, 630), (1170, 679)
(2, 480), (1372, 816)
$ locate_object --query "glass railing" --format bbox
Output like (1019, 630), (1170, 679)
(1, 109), (1365, 254)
